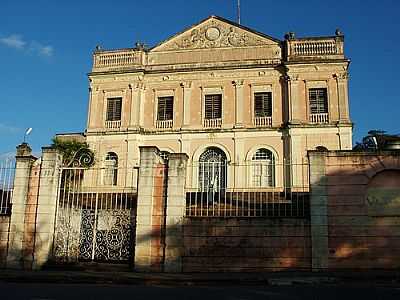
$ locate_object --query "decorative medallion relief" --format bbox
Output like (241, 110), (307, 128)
(162, 20), (272, 50)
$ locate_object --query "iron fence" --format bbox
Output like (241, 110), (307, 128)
(0, 157), (15, 215)
(185, 162), (310, 218)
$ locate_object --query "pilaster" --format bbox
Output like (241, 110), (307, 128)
(6, 143), (36, 269)
(181, 82), (192, 128)
(233, 80), (244, 128)
(164, 153), (188, 272)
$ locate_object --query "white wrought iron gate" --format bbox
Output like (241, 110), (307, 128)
(53, 167), (136, 263)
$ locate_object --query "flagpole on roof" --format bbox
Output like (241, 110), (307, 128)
(237, 0), (241, 24)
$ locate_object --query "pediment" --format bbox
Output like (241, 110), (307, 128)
(151, 16), (281, 52)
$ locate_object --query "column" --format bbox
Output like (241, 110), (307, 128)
(334, 73), (350, 123)
(6, 143), (36, 269)
(164, 153), (188, 272)
(308, 151), (329, 271)
(181, 82), (192, 128)
(287, 74), (301, 124)
(233, 80), (244, 128)
(135, 146), (166, 272)
(31, 147), (62, 269)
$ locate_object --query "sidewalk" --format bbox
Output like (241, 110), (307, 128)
(0, 269), (399, 286)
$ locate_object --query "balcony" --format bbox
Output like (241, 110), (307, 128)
(92, 49), (144, 72)
(204, 118), (222, 128)
(286, 35), (344, 61)
(253, 116), (272, 127)
(105, 120), (121, 129)
(155, 120), (173, 130)
(310, 113), (329, 124)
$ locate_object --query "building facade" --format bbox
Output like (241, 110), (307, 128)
(79, 16), (352, 192)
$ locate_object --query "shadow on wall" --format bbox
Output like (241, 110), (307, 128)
(317, 152), (400, 270)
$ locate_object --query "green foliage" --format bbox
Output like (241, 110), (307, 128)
(51, 137), (94, 166)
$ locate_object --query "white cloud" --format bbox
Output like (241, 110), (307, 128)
(0, 123), (21, 134)
(0, 34), (54, 57)
(0, 34), (26, 49)
(29, 41), (54, 57)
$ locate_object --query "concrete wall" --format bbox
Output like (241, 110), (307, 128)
(0, 216), (10, 267)
(309, 151), (400, 270)
(182, 218), (311, 272)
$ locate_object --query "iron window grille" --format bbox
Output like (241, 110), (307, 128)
(157, 96), (174, 121)
(198, 147), (227, 193)
(103, 152), (118, 186)
(204, 94), (222, 119)
(251, 148), (275, 187)
(309, 88), (328, 114)
(254, 92), (272, 117)
(106, 97), (122, 121)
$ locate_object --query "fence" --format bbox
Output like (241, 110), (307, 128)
(184, 162), (310, 218)
(53, 167), (138, 263)
(0, 158), (15, 215)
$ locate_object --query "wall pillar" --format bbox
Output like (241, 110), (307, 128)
(287, 75), (301, 124)
(6, 143), (36, 269)
(164, 153), (188, 272)
(31, 147), (62, 269)
(308, 151), (329, 271)
(334, 73), (350, 123)
(181, 82), (192, 128)
(233, 80), (244, 128)
(135, 146), (166, 272)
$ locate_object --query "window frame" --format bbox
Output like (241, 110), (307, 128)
(254, 91), (273, 118)
(308, 87), (328, 115)
(106, 97), (122, 122)
(157, 96), (174, 121)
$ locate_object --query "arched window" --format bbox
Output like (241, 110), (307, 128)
(103, 152), (118, 186)
(198, 147), (227, 192)
(251, 148), (274, 187)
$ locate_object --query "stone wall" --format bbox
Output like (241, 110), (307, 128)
(309, 151), (400, 270)
(182, 218), (311, 272)
(0, 216), (10, 267)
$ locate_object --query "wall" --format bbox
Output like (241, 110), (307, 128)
(0, 216), (10, 267)
(182, 218), (311, 272)
(309, 151), (400, 270)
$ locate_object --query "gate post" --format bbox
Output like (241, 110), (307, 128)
(308, 151), (329, 271)
(6, 143), (36, 269)
(135, 146), (167, 272)
(164, 153), (188, 273)
(31, 147), (62, 269)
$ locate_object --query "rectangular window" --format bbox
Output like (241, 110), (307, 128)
(254, 92), (272, 117)
(106, 97), (122, 121)
(157, 96), (174, 121)
(309, 88), (328, 114)
(204, 94), (222, 119)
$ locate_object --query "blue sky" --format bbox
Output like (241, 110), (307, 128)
(0, 0), (399, 155)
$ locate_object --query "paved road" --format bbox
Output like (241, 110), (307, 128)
(1, 282), (400, 300)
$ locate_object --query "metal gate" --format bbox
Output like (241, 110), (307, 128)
(53, 167), (136, 263)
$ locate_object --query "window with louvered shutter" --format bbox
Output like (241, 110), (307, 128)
(106, 97), (122, 121)
(254, 92), (272, 117)
(157, 96), (174, 121)
(204, 94), (222, 119)
(309, 88), (328, 114)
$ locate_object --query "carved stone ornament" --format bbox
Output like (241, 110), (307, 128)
(162, 20), (271, 50)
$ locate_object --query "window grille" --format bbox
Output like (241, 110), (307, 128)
(103, 152), (118, 186)
(198, 147), (227, 193)
(309, 88), (328, 114)
(251, 149), (274, 187)
(157, 96), (174, 121)
(106, 97), (122, 121)
(204, 94), (222, 119)
(254, 92), (272, 117)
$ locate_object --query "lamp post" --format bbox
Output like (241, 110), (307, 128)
(23, 127), (32, 143)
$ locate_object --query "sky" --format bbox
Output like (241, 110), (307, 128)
(0, 0), (399, 156)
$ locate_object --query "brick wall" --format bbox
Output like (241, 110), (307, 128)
(0, 215), (10, 267)
(182, 218), (311, 272)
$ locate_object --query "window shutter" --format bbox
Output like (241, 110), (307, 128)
(205, 94), (222, 119)
(157, 96), (174, 120)
(106, 97), (122, 121)
(309, 88), (328, 114)
(254, 92), (272, 117)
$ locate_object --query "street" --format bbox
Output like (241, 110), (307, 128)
(1, 282), (400, 300)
